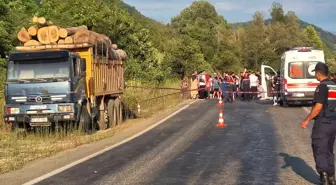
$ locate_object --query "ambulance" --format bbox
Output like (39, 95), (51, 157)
(261, 47), (325, 106)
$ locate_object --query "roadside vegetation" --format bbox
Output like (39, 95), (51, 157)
(0, 0), (335, 174)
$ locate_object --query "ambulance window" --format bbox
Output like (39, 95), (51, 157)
(306, 61), (318, 79)
(289, 62), (303, 79)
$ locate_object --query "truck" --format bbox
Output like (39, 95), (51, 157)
(261, 47), (325, 106)
(4, 36), (125, 132)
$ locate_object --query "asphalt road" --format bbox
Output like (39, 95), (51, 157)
(34, 99), (318, 185)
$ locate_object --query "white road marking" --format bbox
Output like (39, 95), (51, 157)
(302, 107), (311, 113)
(23, 100), (198, 185)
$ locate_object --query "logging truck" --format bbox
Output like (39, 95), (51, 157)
(4, 17), (126, 132)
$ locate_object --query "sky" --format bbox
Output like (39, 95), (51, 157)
(123, 0), (336, 33)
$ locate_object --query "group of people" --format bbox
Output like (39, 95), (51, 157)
(192, 69), (268, 102)
(182, 69), (282, 104)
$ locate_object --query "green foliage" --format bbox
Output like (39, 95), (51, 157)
(303, 25), (324, 49)
(162, 36), (212, 79)
(230, 19), (336, 52)
(270, 2), (285, 23)
(171, 1), (228, 64)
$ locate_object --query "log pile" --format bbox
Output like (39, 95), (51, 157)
(17, 16), (127, 60)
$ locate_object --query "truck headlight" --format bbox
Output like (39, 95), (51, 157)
(7, 107), (20, 114)
(58, 105), (72, 112)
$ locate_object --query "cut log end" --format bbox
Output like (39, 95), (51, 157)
(112, 44), (118, 50)
(37, 17), (53, 26)
(48, 25), (59, 43)
(24, 40), (41, 46)
(28, 26), (38, 36)
(116, 49), (127, 60)
(37, 27), (50, 44)
(37, 17), (46, 25)
(32, 16), (38, 23)
(65, 36), (74, 44)
(17, 27), (31, 43)
(58, 39), (65, 44)
(59, 28), (68, 38)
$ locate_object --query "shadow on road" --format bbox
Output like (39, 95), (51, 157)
(279, 153), (319, 184)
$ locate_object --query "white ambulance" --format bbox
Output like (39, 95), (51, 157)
(261, 47), (326, 106)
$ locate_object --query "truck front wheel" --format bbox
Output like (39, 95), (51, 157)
(78, 104), (91, 133)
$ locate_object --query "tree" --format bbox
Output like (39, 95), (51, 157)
(243, 12), (272, 70)
(162, 36), (212, 79)
(171, 1), (226, 64)
(270, 2), (285, 23)
(303, 25), (325, 49)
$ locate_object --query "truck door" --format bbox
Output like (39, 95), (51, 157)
(261, 65), (277, 100)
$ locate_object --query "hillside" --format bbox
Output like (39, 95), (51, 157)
(119, 1), (142, 16)
(230, 19), (336, 51)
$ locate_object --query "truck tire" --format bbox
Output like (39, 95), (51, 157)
(78, 104), (91, 133)
(114, 98), (123, 125)
(98, 111), (108, 130)
(108, 99), (117, 128)
(11, 122), (20, 132)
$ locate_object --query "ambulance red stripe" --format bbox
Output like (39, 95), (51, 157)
(328, 91), (336, 99)
(287, 83), (319, 88)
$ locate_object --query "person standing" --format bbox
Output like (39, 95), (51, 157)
(221, 77), (229, 102)
(249, 71), (259, 100)
(272, 72), (281, 106)
(213, 77), (220, 99)
(190, 71), (198, 99)
(242, 69), (250, 101)
(300, 62), (336, 185)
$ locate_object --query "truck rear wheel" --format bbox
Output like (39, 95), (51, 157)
(78, 105), (91, 133)
(114, 98), (123, 125)
(108, 99), (117, 128)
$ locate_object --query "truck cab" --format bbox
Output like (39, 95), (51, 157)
(261, 47), (325, 106)
(4, 50), (87, 130)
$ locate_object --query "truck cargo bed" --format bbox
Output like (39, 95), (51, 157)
(91, 58), (123, 96)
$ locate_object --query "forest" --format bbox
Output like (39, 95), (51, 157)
(0, 0), (335, 85)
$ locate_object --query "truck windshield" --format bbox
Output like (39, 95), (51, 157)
(7, 59), (70, 81)
(288, 61), (321, 79)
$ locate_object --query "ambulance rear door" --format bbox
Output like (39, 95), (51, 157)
(261, 65), (277, 100)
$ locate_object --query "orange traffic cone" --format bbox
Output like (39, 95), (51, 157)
(217, 109), (227, 128)
(217, 96), (224, 107)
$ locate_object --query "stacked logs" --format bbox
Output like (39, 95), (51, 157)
(17, 16), (127, 60)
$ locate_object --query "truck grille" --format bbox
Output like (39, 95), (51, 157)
(26, 96), (52, 103)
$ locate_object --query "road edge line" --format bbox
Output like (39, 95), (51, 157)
(23, 100), (198, 185)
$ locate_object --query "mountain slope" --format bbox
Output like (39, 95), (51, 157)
(229, 19), (336, 51)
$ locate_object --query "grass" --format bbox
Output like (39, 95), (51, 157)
(0, 80), (183, 174)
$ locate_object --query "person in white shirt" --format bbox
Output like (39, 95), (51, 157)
(249, 71), (259, 100)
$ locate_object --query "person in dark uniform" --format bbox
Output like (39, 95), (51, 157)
(272, 72), (281, 106)
(300, 62), (336, 185)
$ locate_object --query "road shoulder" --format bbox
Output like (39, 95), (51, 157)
(0, 99), (197, 185)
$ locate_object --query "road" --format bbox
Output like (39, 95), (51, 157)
(32, 99), (318, 185)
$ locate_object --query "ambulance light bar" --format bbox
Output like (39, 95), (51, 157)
(290, 47), (314, 52)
